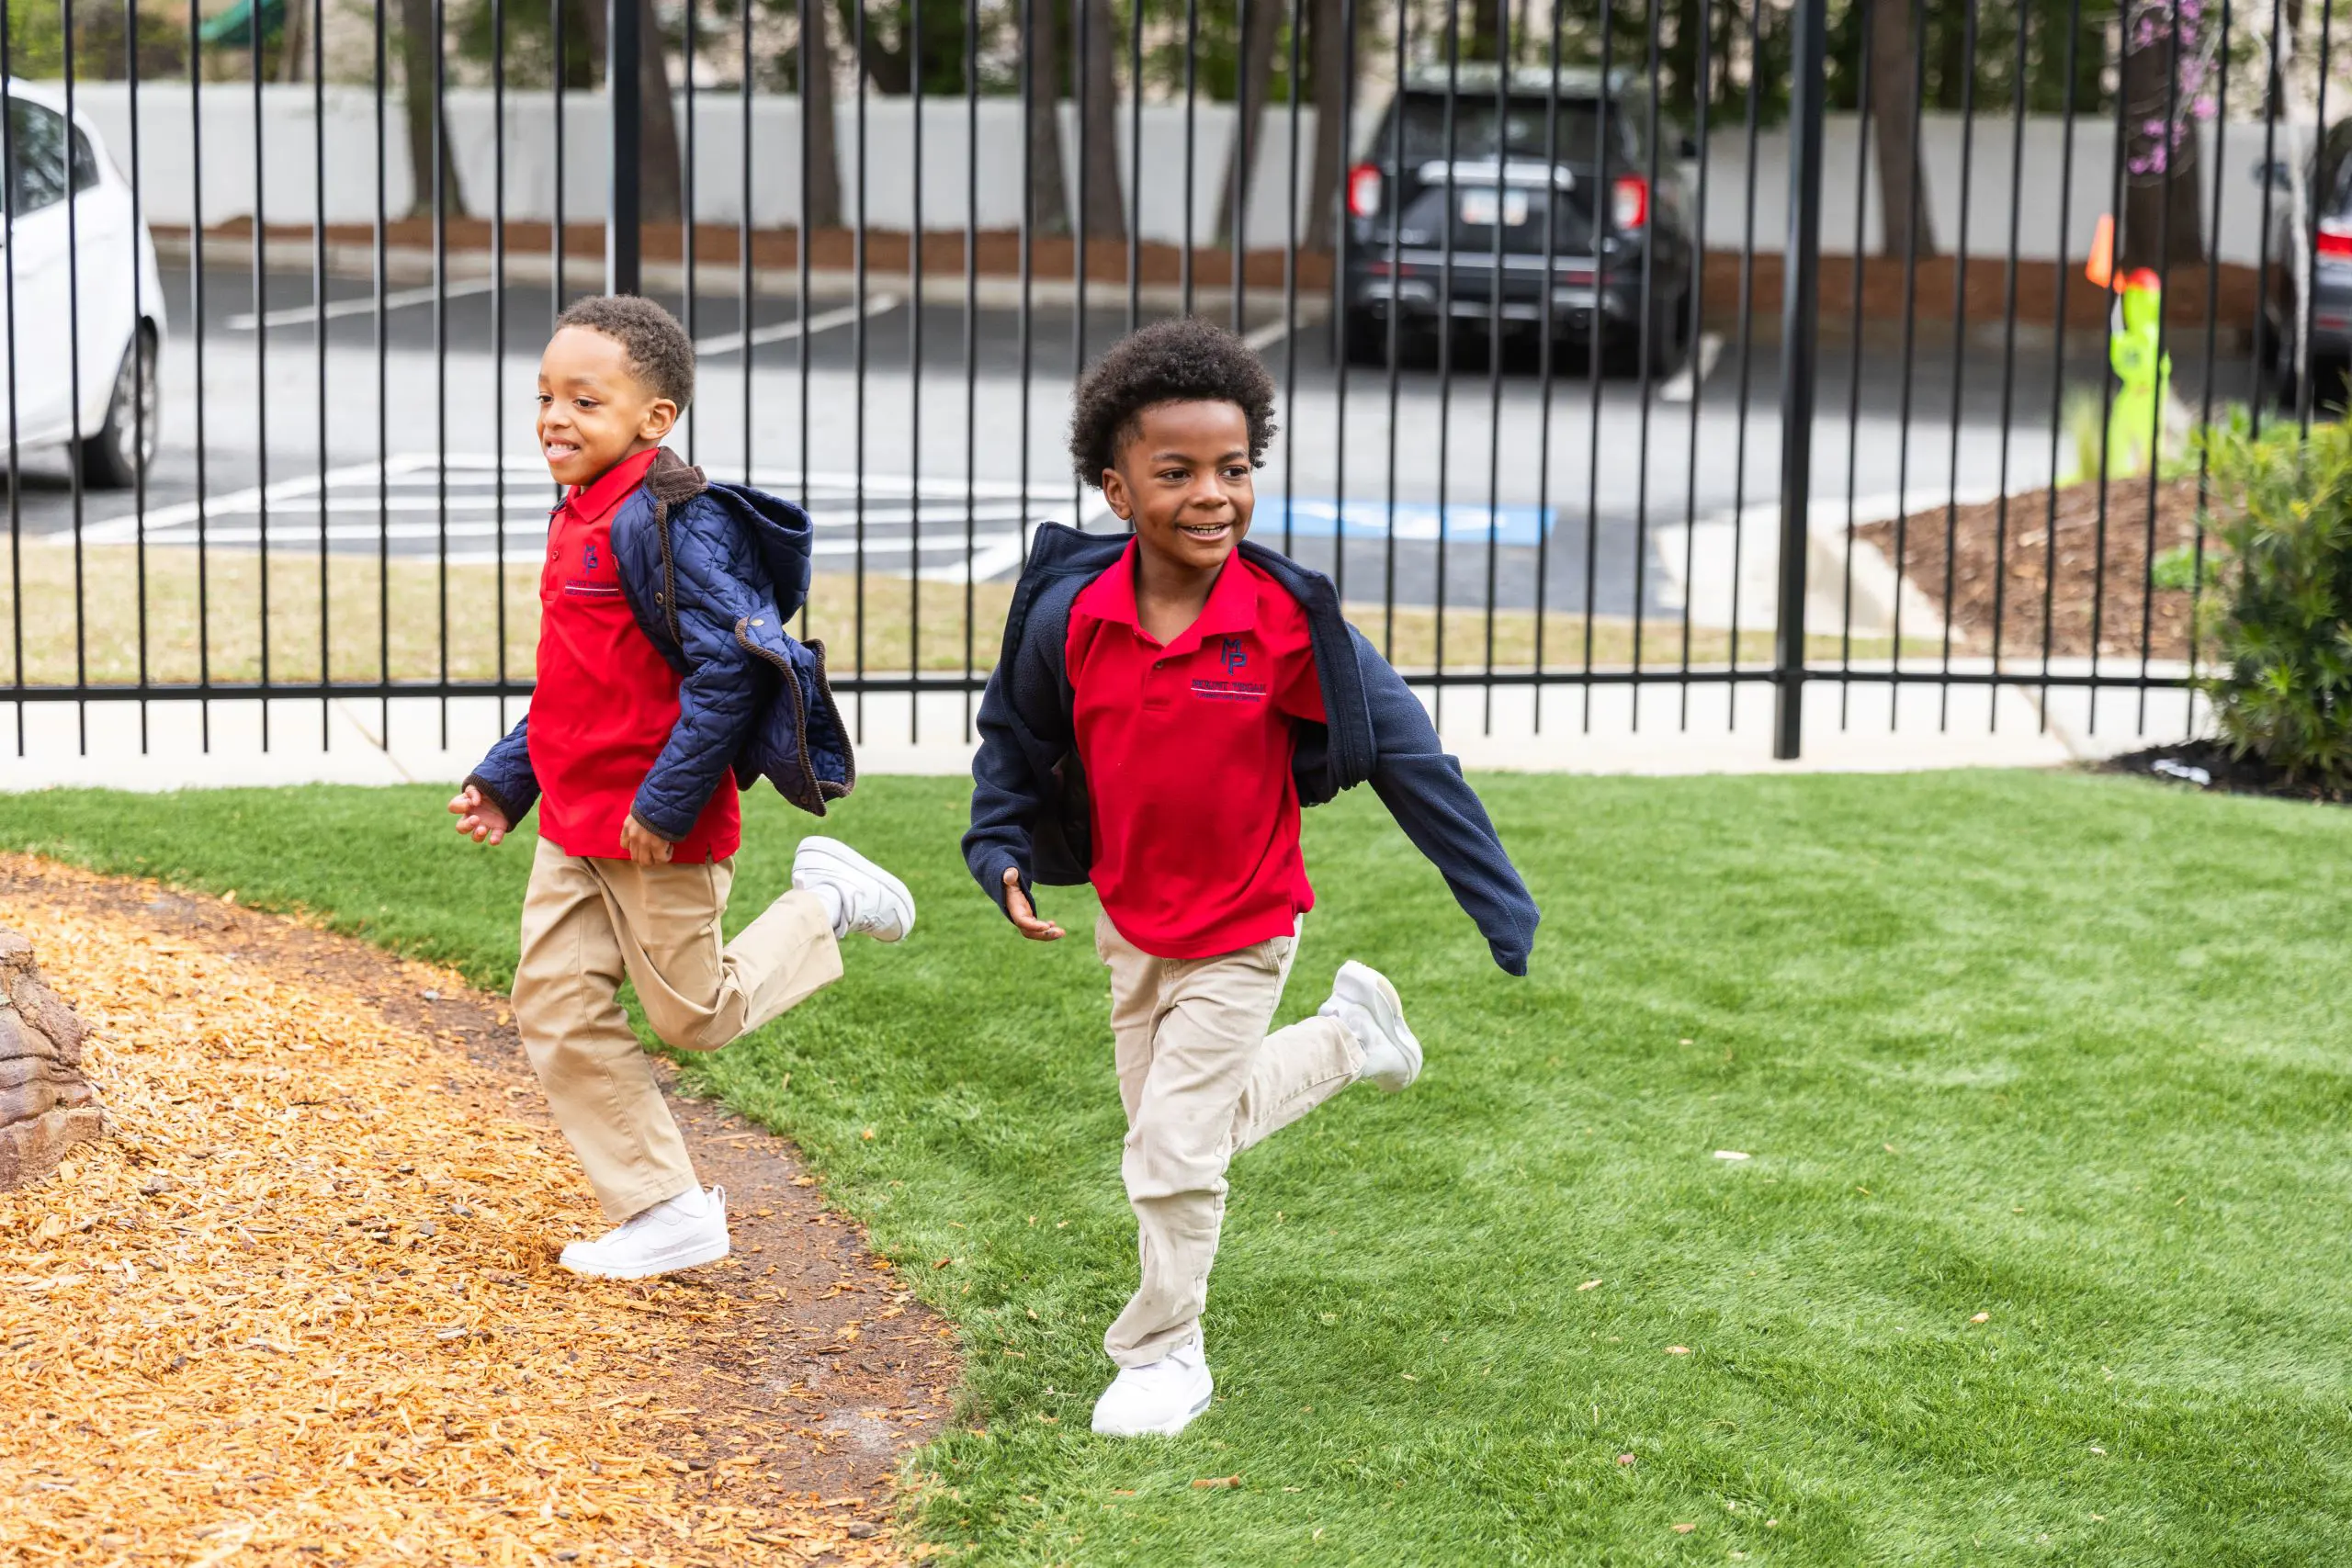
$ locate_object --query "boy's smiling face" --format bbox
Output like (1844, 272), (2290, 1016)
(1101, 399), (1256, 575)
(537, 324), (678, 489)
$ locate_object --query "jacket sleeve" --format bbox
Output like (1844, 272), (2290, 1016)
(1351, 627), (1541, 976)
(629, 523), (765, 841)
(964, 660), (1044, 921)
(464, 712), (540, 827)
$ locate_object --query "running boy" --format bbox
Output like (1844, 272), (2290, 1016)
(964, 318), (1539, 1437)
(450, 295), (911, 1280)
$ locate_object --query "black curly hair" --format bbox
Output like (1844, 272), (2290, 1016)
(1067, 317), (1278, 491)
(556, 293), (696, 412)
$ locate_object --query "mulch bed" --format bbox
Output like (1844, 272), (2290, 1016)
(2098, 738), (2352, 806)
(1855, 474), (2208, 662)
(0, 855), (960, 1566)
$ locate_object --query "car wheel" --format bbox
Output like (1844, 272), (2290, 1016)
(78, 327), (159, 491)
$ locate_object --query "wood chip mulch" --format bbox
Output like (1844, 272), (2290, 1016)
(1854, 474), (2209, 663)
(0, 854), (961, 1567)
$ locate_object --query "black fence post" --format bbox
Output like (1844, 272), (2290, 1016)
(608, 0), (642, 295)
(1772, 0), (1829, 760)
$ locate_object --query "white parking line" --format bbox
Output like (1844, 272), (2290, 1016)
(1657, 332), (1726, 404)
(1241, 318), (1294, 353)
(225, 276), (502, 331)
(691, 294), (903, 356)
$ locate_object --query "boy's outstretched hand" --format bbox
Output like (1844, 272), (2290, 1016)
(620, 814), (675, 866)
(447, 784), (511, 846)
(1002, 867), (1064, 941)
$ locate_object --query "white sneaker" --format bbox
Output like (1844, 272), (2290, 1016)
(1091, 1338), (1214, 1438)
(792, 836), (916, 942)
(560, 1185), (729, 1280)
(1320, 960), (1423, 1092)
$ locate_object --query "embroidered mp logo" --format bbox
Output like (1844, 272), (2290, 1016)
(1220, 637), (1248, 674)
(582, 541), (601, 572)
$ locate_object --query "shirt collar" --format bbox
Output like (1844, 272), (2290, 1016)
(558, 446), (663, 525)
(1073, 537), (1261, 655)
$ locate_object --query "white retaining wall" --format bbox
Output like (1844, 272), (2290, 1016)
(56, 83), (2311, 266)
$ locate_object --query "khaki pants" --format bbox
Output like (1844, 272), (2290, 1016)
(1096, 910), (1364, 1368)
(513, 838), (842, 1221)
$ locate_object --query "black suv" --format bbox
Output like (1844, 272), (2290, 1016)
(1342, 64), (1698, 375)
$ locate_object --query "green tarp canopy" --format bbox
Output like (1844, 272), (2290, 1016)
(197, 0), (285, 47)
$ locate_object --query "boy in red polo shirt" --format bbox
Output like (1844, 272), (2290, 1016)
(447, 296), (913, 1280)
(967, 321), (1537, 1438)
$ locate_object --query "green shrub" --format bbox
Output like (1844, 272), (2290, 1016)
(2194, 412), (2352, 784)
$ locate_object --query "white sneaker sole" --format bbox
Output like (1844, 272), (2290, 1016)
(793, 836), (916, 942)
(1333, 960), (1422, 1092)
(1091, 1386), (1213, 1438)
(560, 1231), (729, 1280)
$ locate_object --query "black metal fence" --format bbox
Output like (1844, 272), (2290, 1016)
(0, 0), (2323, 760)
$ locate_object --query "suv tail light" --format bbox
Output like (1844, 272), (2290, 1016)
(1348, 163), (1383, 219)
(1611, 174), (1649, 231)
(2321, 219), (2352, 258)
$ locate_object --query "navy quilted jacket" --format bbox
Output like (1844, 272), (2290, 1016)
(464, 450), (855, 840)
(963, 524), (1540, 976)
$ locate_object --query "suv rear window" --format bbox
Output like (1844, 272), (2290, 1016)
(1386, 95), (1633, 166)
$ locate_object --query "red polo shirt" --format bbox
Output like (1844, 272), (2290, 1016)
(1067, 541), (1326, 958)
(527, 446), (741, 863)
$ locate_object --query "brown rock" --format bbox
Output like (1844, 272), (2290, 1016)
(0, 926), (103, 1190)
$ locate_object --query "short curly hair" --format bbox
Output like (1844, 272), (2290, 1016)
(1068, 317), (1278, 490)
(556, 293), (695, 412)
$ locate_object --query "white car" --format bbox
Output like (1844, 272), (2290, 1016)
(3, 78), (165, 489)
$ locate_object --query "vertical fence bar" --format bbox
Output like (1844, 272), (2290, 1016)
(1937, 0), (1979, 731)
(1627, 0), (1663, 729)
(1380, 0), (1407, 661)
(1431, 0), (1460, 732)
(243, 0), (264, 750)
(129, 0), (151, 752)
(2250, 0), (2282, 436)
(610, 0), (643, 294)
(2041, 0), (2086, 727)
(316, 0), (332, 744)
(1884, 0), (1928, 731)
(684, 0), (699, 471)
(494, 0), (509, 715)
(1281, 0), (1302, 562)
(1128, 0), (1144, 333)
(2138, 0), (2184, 733)
(554, 0), (567, 317)
(1532, 0), (1564, 732)
(1329, 0), (1355, 614)
(2, 43), (17, 757)
(740, 0), (753, 487)
(1676, 0), (1714, 731)
(1232, 0), (1250, 333)
(1987, 0), (2032, 729)
(853, 0), (869, 732)
(964, 0), (980, 739)
(1771, 0), (1828, 761)
(2188, 0), (2234, 731)
(434, 0), (449, 747)
(1728, 0), (1761, 728)
(193, 2), (213, 749)
(1478, 0), (1509, 733)
(1836, 0), (1871, 728)
(1578, 0), (1614, 729)
(910, 0), (925, 739)
(376, 0), (389, 739)
(1183, 0), (1199, 316)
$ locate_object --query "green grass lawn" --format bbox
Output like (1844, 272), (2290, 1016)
(5, 770), (2347, 1565)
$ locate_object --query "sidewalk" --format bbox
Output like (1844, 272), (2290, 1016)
(0, 668), (2193, 793)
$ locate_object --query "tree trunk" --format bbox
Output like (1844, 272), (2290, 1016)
(1078, 0), (1125, 238)
(1024, 0), (1069, 234)
(629, 0), (684, 225)
(1867, 0), (1938, 257)
(2120, 15), (2208, 269)
(1469, 0), (1502, 62)
(1216, 0), (1284, 245)
(835, 0), (911, 94)
(279, 0), (309, 83)
(1305, 0), (1348, 253)
(398, 0), (461, 219)
(800, 0), (842, 229)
